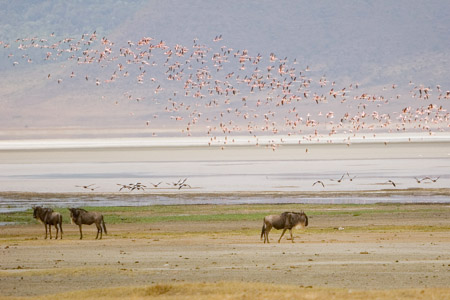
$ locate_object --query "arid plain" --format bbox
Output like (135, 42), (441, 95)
(1, 203), (450, 299)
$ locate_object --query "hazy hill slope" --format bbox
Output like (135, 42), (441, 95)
(2, 0), (449, 83)
(0, 1), (449, 135)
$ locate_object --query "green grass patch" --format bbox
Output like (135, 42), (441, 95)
(105, 212), (268, 224)
(1, 203), (449, 225)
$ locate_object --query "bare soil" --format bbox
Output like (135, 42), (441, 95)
(1, 208), (450, 298)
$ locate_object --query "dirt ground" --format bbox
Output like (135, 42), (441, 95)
(1, 208), (450, 298)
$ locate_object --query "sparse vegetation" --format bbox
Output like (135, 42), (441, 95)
(2, 203), (449, 226)
(1, 203), (449, 298)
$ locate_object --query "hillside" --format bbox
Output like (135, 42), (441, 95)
(0, 1), (449, 139)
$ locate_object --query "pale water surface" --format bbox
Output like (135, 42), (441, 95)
(0, 136), (449, 212)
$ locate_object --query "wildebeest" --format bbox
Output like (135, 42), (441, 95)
(261, 211), (308, 243)
(32, 206), (63, 239)
(68, 208), (107, 240)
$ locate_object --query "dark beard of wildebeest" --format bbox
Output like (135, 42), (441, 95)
(32, 206), (63, 239)
(261, 211), (308, 243)
(68, 208), (107, 240)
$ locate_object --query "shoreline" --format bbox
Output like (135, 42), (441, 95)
(2, 187), (450, 199)
(1, 139), (450, 164)
(1, 132), (450, 151)
(1, 189), (450, 214)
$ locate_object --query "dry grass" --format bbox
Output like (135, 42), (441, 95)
(0, 266), (115, 278)
(1, 282), (449, 300)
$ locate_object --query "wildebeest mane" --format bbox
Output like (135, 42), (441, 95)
(69, 208), (88, 219)
(292, 211), (308, 227)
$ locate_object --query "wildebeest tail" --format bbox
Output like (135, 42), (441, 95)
(260, 223), (265, 240)
(59, 215), (63, 233)
(102, 216), (107, 234)
(305, 214), (308, 227)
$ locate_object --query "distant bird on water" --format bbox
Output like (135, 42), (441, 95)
(117, 183), (132, 191)
(331, 174), (345, 183)
(414, 177), (424, 183)
(346, 172), (356, 181)
(75, 184), (98, 191)
(415, 176), (440, 183)
(386, 180), (396, 187)
(423, 176), (440, 182)
(168, 178), (188, 188)
(130, 182), (147, 191)
(312, 180), (325, 187)
(178, 182), (191, 190)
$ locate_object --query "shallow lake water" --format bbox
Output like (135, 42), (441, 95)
(1, 193), (450, 214)
(0, 138), (449, 212)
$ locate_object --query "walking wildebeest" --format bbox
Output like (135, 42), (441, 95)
(261, 211), (308, 243)
(68, 208), (107, 239)
(32, 206), (63, 239)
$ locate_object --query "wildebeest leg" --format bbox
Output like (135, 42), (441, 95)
(95, 223), (101, 239)
(44, 224), (48, 239)
(78, 225), (83, 240)
(59, 222), (63, 239)
(264, 224), (272, 243)
(289, 229), (294, 243)
(49, 224), (52, 239)
(278, 228), (287, 243)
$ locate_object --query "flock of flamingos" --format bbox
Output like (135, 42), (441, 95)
(2, 31), (449, 148)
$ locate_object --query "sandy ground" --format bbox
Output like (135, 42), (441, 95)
(1, 209), (450, 298)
